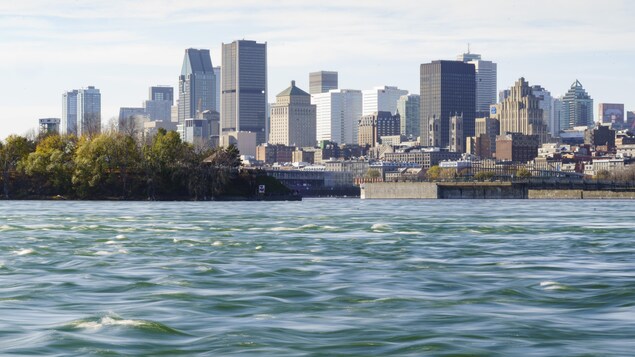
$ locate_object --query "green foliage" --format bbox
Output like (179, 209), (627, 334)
(426, 166), (442, 180)
(0, 135), (35, 198)
(0, 131), (279, 200)
(474, 171), (495, 181)
(516, 168), (532, 179)
(595, 170), (611, 181)
(22, 135), (77, 196)
(364, 169), (381, 179)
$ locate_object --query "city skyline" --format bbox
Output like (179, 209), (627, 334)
(1, 0), (634, 138)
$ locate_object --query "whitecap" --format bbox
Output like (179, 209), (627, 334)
(115, 234), (126, 240)
(105, 240), (117, 245)
(540, 281), (566, 290)
(14, 249), (34, 256)
(270, 227), (296, 232)
(255, 245), (262, 250)
(211, 241), (223, 246)
(74, 316), (144, 330)
(94, 251), (112, 256)
(371, 223), (390, 231)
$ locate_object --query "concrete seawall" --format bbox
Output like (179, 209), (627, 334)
(361, 182), (635, 199)
(360, 182), (438, 199)
(529, 189), (635, 199)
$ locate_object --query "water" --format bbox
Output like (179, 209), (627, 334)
(1, 199), (635, 356)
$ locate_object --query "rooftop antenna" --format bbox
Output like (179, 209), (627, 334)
(467, 43), (471, 54)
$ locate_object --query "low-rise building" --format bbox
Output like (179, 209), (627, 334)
(495, 133), (539, 163)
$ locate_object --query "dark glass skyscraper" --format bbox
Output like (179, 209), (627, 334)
(420, 60), (475, 150)
(178, 49), (216, 124)
(221, 40), (268, 144)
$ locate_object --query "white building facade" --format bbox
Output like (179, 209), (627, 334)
(362, 86), (408, 116)
(457, 52), (497, 114)
(312, 89), (362, 145)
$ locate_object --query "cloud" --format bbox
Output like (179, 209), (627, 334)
(1, 0), (634, 138)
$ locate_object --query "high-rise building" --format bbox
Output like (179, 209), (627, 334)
(39, 118), (61, 136)
(598, 103), (624, 127)
(420, 60), (476, 150)
(221, 40), (268, 144)
(77, 86), (101, 137)
(178, 48), (216, 124)
(145, 86), (174, 122)
(213, 66), (221, 113)
(490, 78), (548, 144)
(499, 89), (511, 103)
(530, 85), (556, 137)
(313, 89), (362, 145)
(149, 86), (174, 103)
(118, 107), (147, 134)
(62, 90), (79, 135)
(362, 86), (408, 116)
(396, 94), (420, 138)
(457, 51), (497, 113)
(357, 111), (400, 147)
(553, 97), (563, 136)
(269, 81), (316, 148)
(309, 71), (338, 95)
(560, 80), (593, 130)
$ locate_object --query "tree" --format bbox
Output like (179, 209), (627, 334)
(364, 169), (381, 179)
(21, 134), (77, 196)
(517, 167), (532, 179)
(0, 135), (35, 198)
(474, 171), (495, 181)
(426, 165), (442, 181)
(595, 170), (611, 181)
(72, 133), (142, 198)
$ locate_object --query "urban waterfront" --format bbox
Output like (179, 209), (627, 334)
(1, 199), (635, 356)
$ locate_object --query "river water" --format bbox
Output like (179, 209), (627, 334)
(1, 199), (634, 356)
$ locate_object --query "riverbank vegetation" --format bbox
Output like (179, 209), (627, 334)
(0, 130), (294, 200)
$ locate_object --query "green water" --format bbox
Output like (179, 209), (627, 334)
(1, 199), (635, 356)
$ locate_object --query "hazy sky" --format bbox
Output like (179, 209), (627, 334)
(1, 0), (634, 138)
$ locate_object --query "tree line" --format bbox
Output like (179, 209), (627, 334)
(0, 129), (266, 200)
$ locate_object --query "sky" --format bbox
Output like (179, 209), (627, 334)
(1, 0), (634, 139)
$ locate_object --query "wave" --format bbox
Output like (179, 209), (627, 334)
(14, 248), (35, 256)
(63, 314), (186, 335)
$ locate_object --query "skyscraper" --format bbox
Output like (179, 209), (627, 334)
(269, 80), (316, 148)
(313, 89), (362, 145)
(178, 48), (216, 124)
(560, 80), (593, 130)
(221, 40), (268, 144)
(457, 51), (497, 114)
(420, 60), (475, 150)
(491, 78), (548, 144)
(309, 71), (338, 95)
(362, 86), (408, 116)
(77, 86), (101, 137)
(530, 85), (556, 137)
(145, 86), (174, 122)
(213, 66), (221, 113)
(396, 94), (420, 138)
(62, 90), (78, 135)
